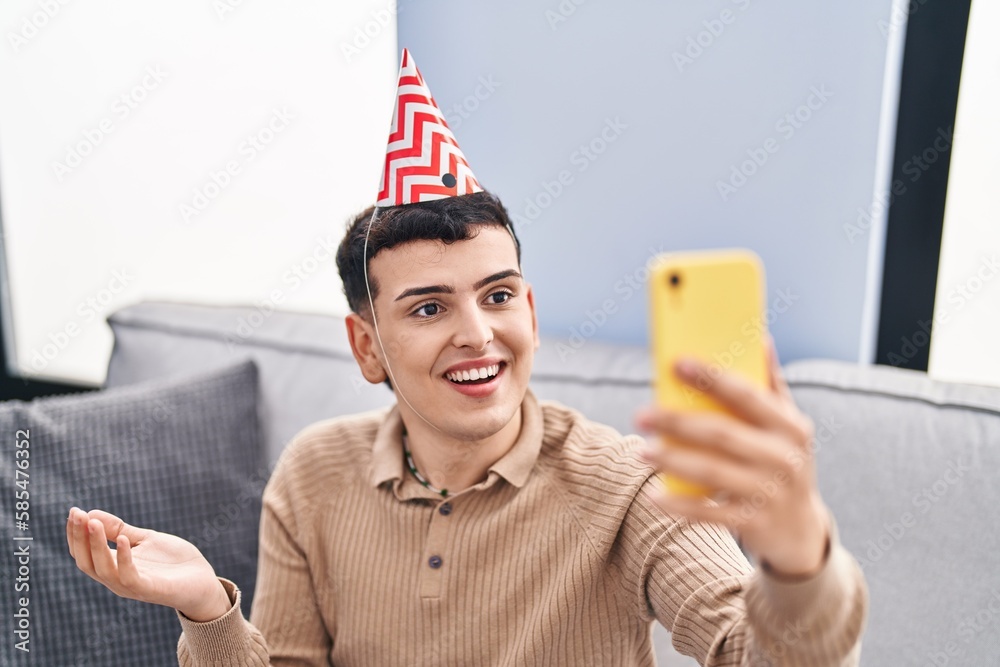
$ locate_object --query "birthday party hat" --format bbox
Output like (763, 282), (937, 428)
(376, 49), (483, 207)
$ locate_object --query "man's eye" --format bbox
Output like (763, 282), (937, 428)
(489, 290), (513, 305)
(414, 303), (439, 317)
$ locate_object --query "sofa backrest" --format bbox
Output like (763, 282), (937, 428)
(783, 359), (1000, 666)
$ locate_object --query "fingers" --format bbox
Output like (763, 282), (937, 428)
(637, 408), (790, 471)
(672, 357), (813, 447)
(66, 509), (76, 558)
(647, 485), (730, 527)
(88, 519), (119, 583)
(765, 334), (794, 403)
(69, 509), (97, 576)
(67, 508), (126, 594)
(116, 535), (140, 589)
(640, 441), (769, 499)
(87, 509), (145, 544)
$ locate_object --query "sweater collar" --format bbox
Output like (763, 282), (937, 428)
(370, 389), (543, 497)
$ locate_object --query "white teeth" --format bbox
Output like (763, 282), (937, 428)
(447, 364), (500, 383)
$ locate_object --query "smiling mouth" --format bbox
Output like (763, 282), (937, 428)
(445, 363), (504, 385)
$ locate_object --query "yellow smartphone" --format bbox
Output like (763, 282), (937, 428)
(648, 249), (769, 496)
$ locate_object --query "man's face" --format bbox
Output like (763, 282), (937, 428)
(363, 225), (538, 442)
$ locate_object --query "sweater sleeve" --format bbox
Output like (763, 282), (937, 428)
(176, 457), (333, 666)
(617, 476), (868, 666)
(175, 578), (270, 665)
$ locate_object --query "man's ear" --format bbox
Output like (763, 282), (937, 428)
(525, 284), (540, 351)
(345, 312), (388, 384)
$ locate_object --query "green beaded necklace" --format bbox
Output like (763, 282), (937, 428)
(402, 434), (448, 498)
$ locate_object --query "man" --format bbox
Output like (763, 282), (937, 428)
(66, 51), (867, 665)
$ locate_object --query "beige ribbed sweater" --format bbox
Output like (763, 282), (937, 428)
(176, 390), (868, 666)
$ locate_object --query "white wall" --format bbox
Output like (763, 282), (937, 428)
(0, 0), (397, 385)
(399, 0), (900, 367)
(928, 0), (1000, 388)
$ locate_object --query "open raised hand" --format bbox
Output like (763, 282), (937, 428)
(66, 507), (232, 622)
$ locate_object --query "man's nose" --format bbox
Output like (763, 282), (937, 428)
(451, 305), (493, 351)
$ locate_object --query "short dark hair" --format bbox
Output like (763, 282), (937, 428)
(335, 190), (521, 317)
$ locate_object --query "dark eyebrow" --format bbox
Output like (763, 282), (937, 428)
(394, 284), (455, 302)
(394, 269), (522, 302)
(473, 269), (522, 290)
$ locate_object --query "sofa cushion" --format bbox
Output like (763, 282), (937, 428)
(105, 302), (394, 467)
(0, 360), (263, 667)
(784, 359), (1000, 666)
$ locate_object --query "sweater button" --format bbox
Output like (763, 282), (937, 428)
(428, 555), (443, 569)
(439, 502), (452, 516)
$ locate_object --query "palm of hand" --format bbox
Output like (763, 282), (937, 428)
(121, 531), (218, 609)
(67, 508), (230, 622)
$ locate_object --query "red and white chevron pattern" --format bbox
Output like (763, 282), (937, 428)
(376, 49), (482, 207)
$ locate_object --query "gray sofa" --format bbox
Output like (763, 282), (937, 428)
(4, 300), (998, 665)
